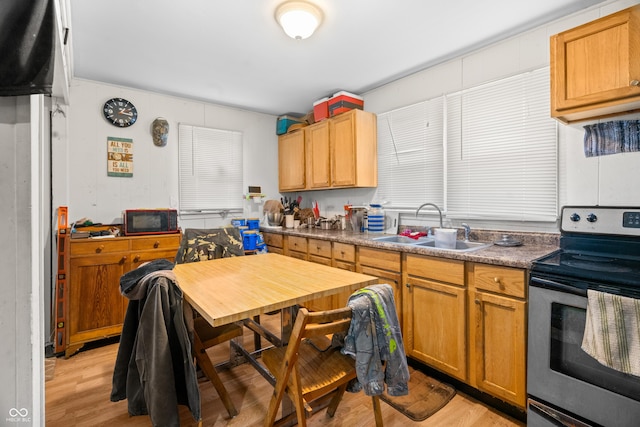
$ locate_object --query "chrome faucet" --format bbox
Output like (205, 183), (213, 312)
(461, 223), (471, 241)
(415, 203), (443, 228)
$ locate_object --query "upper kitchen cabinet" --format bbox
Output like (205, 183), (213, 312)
(278, 129), (306, 191)
(330, 109), (377, 188)
(551, 5), (640, 123)
(278, 109), (377, 192)
(305, 120), (331, 189)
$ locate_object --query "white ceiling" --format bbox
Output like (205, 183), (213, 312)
(68, 0), (606, 116)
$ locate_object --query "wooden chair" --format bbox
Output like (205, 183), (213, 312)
(175, 228), (246, 418)
(262, 306), (383, 427)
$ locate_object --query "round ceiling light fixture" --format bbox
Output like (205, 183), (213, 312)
(275, 1), (323, 40)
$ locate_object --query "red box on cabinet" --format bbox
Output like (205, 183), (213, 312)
(328, 91), (364, 117)
(313, 97), (330, 122)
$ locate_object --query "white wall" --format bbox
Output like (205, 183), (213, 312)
(1, 95), (46, 425)
(54, 79), (280, 229)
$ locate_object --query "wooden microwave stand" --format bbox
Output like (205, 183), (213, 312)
(65, 233), (181, 358)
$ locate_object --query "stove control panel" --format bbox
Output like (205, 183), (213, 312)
(561, 206), (640, 236)
(623, 212), (640, 228)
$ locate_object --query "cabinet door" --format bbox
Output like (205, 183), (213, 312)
(359, 265), (402, 324)
(551, 6), (640, 116)
(305, 121), (331, 189)
(68, 253), (129, 346)
(330, 111), (357, 187)
(278, 130), (306, 191)
(470, 289), (526, 407)
(404, 277), (467, 381)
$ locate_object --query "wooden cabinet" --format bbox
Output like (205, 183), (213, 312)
(404, 254), (467, 381)
(278, 129), (306, 191)
(278, 109), (377, 192)
(468, 263), (527, 408)
(285, 235), (308, 260)
(330, 109), (377, 188)
(305, 238), (334, 311)
(551, 5), (640, 123)
(263, 232), (284, 255)
(305, 120), (331, 189)
(357, 247), (402, 325)
(66, 234), (181, 357)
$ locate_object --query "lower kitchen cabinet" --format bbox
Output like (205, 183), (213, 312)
(404, 254), (467, 381)
(357, 247), (402, 325)
(263, 232), (284, 255)
(66, 234), (181, 357)
(306, 238), (334, 311)
(468, 263), (527, 408)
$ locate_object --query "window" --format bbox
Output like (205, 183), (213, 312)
(178, 124), (243, 214)
(376, 67), (558, 222)
(376, 96), (444, 207)
(447, 68), (557, 221)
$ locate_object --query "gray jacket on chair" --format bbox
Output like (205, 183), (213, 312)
(111, 259), (200, 426)
(342, 283), (410, 397)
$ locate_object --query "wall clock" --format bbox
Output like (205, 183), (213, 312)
(103, 98), (138, 127)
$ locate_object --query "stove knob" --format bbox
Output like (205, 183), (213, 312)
(570, 213), (581, 222)
(587, 213), (598, 223)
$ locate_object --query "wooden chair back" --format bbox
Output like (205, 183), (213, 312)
(263, 306), (383, 427)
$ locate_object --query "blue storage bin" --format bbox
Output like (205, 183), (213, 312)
(276, 115), (302, 135)
(247, 218), (260, 230)
(243, 230), (258, 250)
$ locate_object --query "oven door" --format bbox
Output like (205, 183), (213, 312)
(528, 277), (640, 427)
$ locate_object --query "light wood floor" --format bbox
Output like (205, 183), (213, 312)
(46, 315), (526, 427)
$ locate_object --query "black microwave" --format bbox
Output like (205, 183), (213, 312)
(123, 209), (179, 236)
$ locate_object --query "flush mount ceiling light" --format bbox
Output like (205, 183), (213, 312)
(275, 1), (323, 40)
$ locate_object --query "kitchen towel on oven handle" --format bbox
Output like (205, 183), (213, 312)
(582, 289), (640, 377)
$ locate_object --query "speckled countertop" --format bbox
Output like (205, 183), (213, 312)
(260, 226), (560, 269)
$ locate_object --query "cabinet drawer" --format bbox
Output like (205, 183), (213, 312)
(70, 239), (130, 256)
(308, 238), (332, 258)
(131, 248), (179, 267)
(473, 264), (526, 298)
(264, 232), (283, 248)
(289, 250), (307, 261)
(309, 254), (332, 266)
(130, 234), (181, 251)
(333, 242), (355, 263)
(287, 236), (308, 253)
(359, 247), (400, 271)
(406, 254), (465, 286)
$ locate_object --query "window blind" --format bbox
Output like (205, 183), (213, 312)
(178, 124), (243, 213)
(446, 68), (557, 221)
(376, 96), (444, 208)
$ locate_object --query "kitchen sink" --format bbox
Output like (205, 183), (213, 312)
(412, 240), (493, 252)
(371, 235), (434, 245)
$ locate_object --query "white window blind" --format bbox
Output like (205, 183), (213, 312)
(446, 68), (557, 221)
(376, 96), (444, 208)
(178, 124), (243, 214)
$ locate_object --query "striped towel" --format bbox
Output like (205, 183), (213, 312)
(582, 289), (640, 377)
(583, 120), (640, 157)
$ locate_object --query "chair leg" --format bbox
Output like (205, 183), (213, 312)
(326, 384), (348, 417)
(372, 395), (383, 427)
(193, 333), (238, 418)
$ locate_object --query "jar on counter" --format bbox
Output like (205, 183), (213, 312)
(367, 204), (384, 233)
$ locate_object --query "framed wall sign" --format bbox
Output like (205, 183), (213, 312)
(107, 136), (133, 177)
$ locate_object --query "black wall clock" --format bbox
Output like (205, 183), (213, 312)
(103, 98), (138, 127)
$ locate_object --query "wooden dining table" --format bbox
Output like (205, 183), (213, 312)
(173, 252), (378, 386)
(173, 252), (378, 329)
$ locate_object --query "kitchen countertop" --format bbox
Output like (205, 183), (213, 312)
(260, 226), (560, 269)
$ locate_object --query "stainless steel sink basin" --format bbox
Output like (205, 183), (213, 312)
(412, 240), (492, 252)
(371, 235), (434, 245)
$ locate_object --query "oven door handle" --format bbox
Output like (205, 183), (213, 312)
(530, 276), (587, 297)
(528, 399), (593, 427)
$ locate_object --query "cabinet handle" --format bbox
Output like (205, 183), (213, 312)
(96, 245), (105, 253)
(494, 277), (505, 289)
(121, 256), (127, 263)
(154, 241), (160, 248)
(134, 255), (140, 262)
(405, 283), (411, 289)
(475, 299), (480, 304)
(630, 80), (640, 87)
